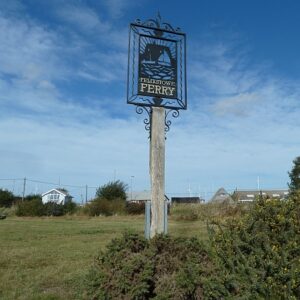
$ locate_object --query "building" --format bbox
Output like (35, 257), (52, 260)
(127, 191), (170, 203)
(171, 197), (204, 204)
(210, 187), (233, 204)
(42, 188), (73, 205)
(232, 189), (289, 202)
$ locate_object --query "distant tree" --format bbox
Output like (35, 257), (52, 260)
(25, 194), (42, 201)
(96, 180), (128, 201)
(288, 156), (300, 194)
(0, 189), (15, 207)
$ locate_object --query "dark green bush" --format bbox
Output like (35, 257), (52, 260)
(86, 198), (125, 216)
(16, 198), (45, 216)
(210, 195), (300, 299)
(44, 201), (64, 216)
(0, 189), (15, 207)
(63, 200), (77, 214)
(86, 233), (227, 299)
(96, 180), (128, 201)
(16, 198), (77, 217)
(24, 194), (42, 202)
(125, 201), (145, 214)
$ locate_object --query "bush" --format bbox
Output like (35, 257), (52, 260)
(24, 194), (42, 202)
(86, 198), (125, 216)
(125, 201), (145, 215)
(0, 206), (17, 217)
(86, 232), (228, 299)
(170, 202), (247, 222)
(210, 195), (300, 299)
(0, 189), (15, 207)
(43, 201), (64, 216)
(63, 200), (77, 214)
(15, 198), (77, 217)
(16, 198), (45, 216)
(96, 180), (128, 201)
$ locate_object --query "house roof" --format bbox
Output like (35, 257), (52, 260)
(210, 187), (233, 203)
(127, 191), (151, 201)
(42, 188), (70, 197)
(233, 189), (289, 202)
(126, 191), (170, 202)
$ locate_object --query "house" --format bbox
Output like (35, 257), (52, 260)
(232, 189), (289, 202)
(42, 188), (73, 205)
(127, 191), (170, 203)
(210, 187), (233, 204)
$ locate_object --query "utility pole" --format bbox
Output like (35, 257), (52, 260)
(22, 177), (26, 201)
(130, 176), (134, 201)
(150, 107), (165, 238)
(85, 185), (88, 203)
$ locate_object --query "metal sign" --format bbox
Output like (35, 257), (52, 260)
(127, 15), (187, 110)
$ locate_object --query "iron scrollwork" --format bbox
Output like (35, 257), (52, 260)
(136, 105), (152, 133)
(165, 109), (180, 133)
(128, 14), (186, 135)
(127, 14), (187, 111)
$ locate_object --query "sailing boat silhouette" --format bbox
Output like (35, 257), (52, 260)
(141, 43), (173, 66)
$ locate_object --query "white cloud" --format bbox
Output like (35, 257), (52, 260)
(102, 0), (146, 19)
(1, 3), (300, 201)
(57, 4), (110, 32)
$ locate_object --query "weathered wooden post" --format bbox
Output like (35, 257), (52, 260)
(150, 106), (165, 236)
(127, 14), (187, 238)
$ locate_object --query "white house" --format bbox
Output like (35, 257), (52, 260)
(42, 188), (73, 204)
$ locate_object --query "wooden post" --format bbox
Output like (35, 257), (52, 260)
(150, 106), (165, 237)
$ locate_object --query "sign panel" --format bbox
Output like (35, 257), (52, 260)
(138, 35), (177, 99)
(127, 19), (187, 110)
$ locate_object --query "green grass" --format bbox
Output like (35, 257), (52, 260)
(0, 215), (208, 300)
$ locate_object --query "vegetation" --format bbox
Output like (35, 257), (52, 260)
(87, 233), (225, 300)
(0, 215), (208, 299)
(126, 201), (146, 215)
(0, 188), (14, 207)
(288, 156), (300, 194)
(210, 195), (300, 299)
(16, 198), (77, 216)
(86, 194), (300, 299)
(95, 180), (128, 201)
(86, 198), (125, 216)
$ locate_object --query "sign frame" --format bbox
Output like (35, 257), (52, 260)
(127, 18), (187, 110)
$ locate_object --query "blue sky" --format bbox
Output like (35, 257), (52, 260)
(0, 0), (300, 201)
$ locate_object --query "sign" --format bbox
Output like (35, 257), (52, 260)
(138, 35), (177, 99)
(127, 18), (187, 110)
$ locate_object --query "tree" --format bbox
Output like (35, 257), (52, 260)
(288, 156), (300, 194)
(96, 180), (128, 201)
(0, 189), (15, 207)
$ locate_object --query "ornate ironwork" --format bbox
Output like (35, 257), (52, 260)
(127, 14), (187, 111)
(165, 109), (180, 133)
(136, 105), (152, 133)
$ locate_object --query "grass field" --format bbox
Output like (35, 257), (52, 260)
(0, 215), (208, 300)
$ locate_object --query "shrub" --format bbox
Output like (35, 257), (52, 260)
(63, 200), (77, 214)
(24, 194), (42, 202)
(96, 180), (128, 201)
(86, 198), (125, 216)
(288, 156), (300, 195)
(86, 233), (228, 299)
(43, 201), (64, 216)
(0, 189), (15, 207)
(16, 198), (45, 216)
(125, 201), (145, 215)
(210, 195), (300, 299)
(0, 206), (17, 217)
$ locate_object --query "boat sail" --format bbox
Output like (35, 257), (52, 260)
(158, 50), (171, 66)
